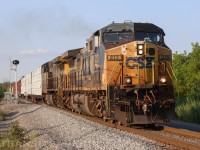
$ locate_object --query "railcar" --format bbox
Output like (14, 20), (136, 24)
(21, 67), (42, 101)
(40, 21), (175, 125)
(11, 79), (21, 98)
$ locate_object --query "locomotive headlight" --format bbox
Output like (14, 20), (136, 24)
(138, 49), (144, 55)
(138, 45), (143, 50)
(124, 77), (132, 84)
(137, 44), (144, 55)
(160, 76), (167, 83)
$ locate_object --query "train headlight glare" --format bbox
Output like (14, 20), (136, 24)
(137, 44), (144, 55)
(138, 49), (144, 55)
(160, 77), (167, 83)
(125, 77), (132, 84)
(138, 45), (143, 50)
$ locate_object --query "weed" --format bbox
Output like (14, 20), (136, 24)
(0, 121), (29, 150)
(0, 109), (6, 121)
(176, 97), (200, 124)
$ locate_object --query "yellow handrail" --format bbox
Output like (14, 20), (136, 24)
(168, 62), (177, 81)
(108, 61), (123, 84)
(152, 61), (155, 84)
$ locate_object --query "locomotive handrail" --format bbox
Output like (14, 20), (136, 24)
(166, 67), (172, 80)
(107, 61), (123, 118)
(152, 61), (155, 84)
(137, 62), (140, 84)
(167, 62), (177, 81)
(151, 60), (160, 84)
(108, 61), (123, 84)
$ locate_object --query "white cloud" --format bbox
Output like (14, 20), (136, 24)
(19, 48), (49, 55)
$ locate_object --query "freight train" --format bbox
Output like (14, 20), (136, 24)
(14, 21), (175, 125)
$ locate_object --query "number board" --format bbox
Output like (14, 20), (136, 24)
(159, 54), (172, 60)
(107, 55), (123, 61)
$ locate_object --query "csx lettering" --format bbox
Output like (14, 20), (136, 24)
(126, 57), (154, 69)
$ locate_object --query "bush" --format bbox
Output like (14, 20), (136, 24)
(173, 42), (200, 124)
(176, 97), (200, 124)
(0, 121), (29, 150)
(0, 82), (10, 99)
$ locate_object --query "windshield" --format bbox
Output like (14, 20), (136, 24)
(135, 32), (163, 43)
(104, 32), (133, 43)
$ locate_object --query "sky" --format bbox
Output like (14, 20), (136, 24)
(0, 0), (199, 82)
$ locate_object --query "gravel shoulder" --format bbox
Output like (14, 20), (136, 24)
(0, 100), (175, 150)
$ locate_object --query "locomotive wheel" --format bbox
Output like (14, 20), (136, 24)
(66, 97), (71, 110)
(95, 101), (106, 118)
(52, 95), (58, 106)
(110, 119), (116, 124)
(103, 117), (108, 122)
(117, 121), (122, 126)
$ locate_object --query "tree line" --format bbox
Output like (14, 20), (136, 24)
(173, 42), (200, 123)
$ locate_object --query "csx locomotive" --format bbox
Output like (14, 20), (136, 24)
(21, 21), (175, 125)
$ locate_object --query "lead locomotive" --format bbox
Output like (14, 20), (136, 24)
(22, 21), (175, 125)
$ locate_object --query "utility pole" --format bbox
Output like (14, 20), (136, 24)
(9, 57), (12, 93)
(12, 60), (19, 99)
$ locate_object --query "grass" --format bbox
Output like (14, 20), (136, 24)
(0, 99), (6, 121)
(0, 121), (29, 150)
(0, 109), (6, 121)
(175, 97), (200, 124)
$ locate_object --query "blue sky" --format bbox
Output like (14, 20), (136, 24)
(0, 0), (199, 82)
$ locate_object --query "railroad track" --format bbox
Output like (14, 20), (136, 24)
(22, 99), (200, 150)
(71, 113), (200, 150)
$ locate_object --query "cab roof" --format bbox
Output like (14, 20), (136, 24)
(93, 22), (165, 36)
